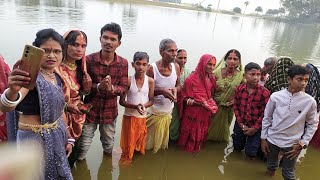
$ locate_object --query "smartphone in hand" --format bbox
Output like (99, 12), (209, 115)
(19, 45), (44, 89)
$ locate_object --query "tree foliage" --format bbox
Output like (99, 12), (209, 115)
(282, 0), (320, 21)
(233, 7), (241, 14)
(266, 9), (280, 15)
(255, 6), (263, 13)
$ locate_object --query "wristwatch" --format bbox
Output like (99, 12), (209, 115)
(299, 141), (307, 149)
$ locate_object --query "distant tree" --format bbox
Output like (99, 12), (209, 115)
(233, 7), (242, 14)
(255, 6), (263, 14)
(266, 9), (280, 16)
(279, 7), (286, 16)
(243, 1), (249, 14)
(207, 4), (212, 10)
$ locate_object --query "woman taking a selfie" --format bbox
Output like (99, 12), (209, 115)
(56, 30), (92, 167)
(0, 28), (72, 179)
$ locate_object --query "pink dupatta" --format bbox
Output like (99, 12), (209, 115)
(179, 54), (218, 116)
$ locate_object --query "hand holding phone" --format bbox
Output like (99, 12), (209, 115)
(18, 45), (44, 89)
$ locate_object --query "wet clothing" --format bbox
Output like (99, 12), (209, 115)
(178, 54), (218, 152)
(146, 110), (172, 153)
(232, 83), (270, 157)
(170, 67), (191, 141)
(266, 141), (298, 180)
(304, 63), (320, 149)
(207, 58), (243, 142)
(78, 51), (128, 159)
(120, 75), (149, 160)
(120, 115), (146, 159)
(232, 122), (261, 157)
(10, 74), (72, 179)
(146, 62), (177, 153)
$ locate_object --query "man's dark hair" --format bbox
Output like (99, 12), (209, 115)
(33, 28), (64, 48)
(100, 22), (122, 40)
(288, 65), (310, 78)
(245, 62), (261, 73)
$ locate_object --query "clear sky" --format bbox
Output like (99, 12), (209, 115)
(182, 0), (281, 13)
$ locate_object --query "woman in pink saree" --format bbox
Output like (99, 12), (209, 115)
(0, 54), (10, 142)
(178, 54), (218, 152)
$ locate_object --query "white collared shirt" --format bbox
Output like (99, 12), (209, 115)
(261, 89), (318, 148)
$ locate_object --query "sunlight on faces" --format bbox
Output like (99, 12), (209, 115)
(40, 38), (63, 70)
(161, 43), (177, 63)
(288, 74), (309, 92)
(245, 69), (261, 86)
(176, 50), (187, 68)
(67, 34), (87, 61)
(132, 58), (149, 76)
(206, 58), (216, 74)
(100, 31), (121, 53)
(226, 51), (240, 68)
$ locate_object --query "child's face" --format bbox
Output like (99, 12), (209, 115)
(132, 58), (149, 75)
(288, 74), (309, 92)
(244, 68), (261, 86)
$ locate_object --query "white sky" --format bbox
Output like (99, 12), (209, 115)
(182, 0), (281, 13)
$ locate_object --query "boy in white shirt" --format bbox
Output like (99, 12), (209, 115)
(119, 51), (154, 164)
(261, 65), (318, 180)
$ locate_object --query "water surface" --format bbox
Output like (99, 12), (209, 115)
(0, 0), (319, 179)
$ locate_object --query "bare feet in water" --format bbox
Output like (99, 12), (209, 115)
(265, 169), (275, 176)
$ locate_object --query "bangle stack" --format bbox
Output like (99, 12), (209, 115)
(1, 89), (22, 107)
(186, 98), (194, 106)
(68, 138), (75, 147)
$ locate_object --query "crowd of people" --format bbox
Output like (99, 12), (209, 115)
(0, 22), (320, 180)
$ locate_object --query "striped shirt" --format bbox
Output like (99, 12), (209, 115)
(261, 89), (318, 148)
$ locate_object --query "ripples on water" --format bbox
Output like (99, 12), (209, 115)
(0, 0), (320, 179)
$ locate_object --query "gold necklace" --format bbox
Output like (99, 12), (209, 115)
(62, 61), (77, 71)
(40, 69), (56, 84)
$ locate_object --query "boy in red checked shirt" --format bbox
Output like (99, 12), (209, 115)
(232, 62), (270, 159)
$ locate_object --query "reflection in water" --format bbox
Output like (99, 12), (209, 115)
(97, 155), (113, 180)
(72, 159), (91, 180)
(271, 23), (320, 64)
(230, 16), (240, 23)
(122, 4), (138, 34)
(14, 0), (40, 6)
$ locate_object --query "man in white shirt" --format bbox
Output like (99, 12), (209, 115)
(261, 65), (318, 180)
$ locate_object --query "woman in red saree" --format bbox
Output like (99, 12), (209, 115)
(0, 54), (10, 142)
(178, 54), (218, 152)
(56, 30), (92, 167)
